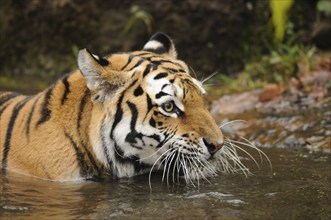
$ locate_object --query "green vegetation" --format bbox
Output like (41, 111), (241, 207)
(211, 43), (318, 96)
(123, 5), (153, 35)
(207, 0), (330, 96)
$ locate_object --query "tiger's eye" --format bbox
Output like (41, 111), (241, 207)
(163, 101), (174, 112)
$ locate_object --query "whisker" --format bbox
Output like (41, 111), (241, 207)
(232, 138), (263, 162)
(225, 139), (260, 169)
(181, 154), (195, 186)
(219, 120), (247, 129)
(189, 66), (198, 79)
(161, 152), (171, 183)
(202, 71), (218, 84)
(172, 150), (180, 183)
(230, 139), (272, 170)
(140, 138), (173, 161)
(190, 146), (216, 174)
(149, 147), (173, 190)
(165, 150), (177, 185)
(193, 158), (212, 184)
(238, 136), (272, 170)
(202, 83), (215, 87)
(222, 144), (251, 177)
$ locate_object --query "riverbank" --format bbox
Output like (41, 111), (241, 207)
(210, 54), (331, 153)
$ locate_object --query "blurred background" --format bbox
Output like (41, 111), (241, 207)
(0, 0), (330, 93)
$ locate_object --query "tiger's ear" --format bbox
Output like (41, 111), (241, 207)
(143, 32), (177, 59)
(78, 49), (129, 103)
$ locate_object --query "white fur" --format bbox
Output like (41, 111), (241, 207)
(192, 78), (206, 95)
(145, 74), (185, 118)
(143, 40), (164, 50)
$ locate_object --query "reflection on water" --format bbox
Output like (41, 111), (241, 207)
(1, 148), (330, 219)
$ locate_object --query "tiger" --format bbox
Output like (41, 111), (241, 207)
(0, 33), (259, 184)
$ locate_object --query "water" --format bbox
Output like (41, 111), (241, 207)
(1, 148), (330, 219)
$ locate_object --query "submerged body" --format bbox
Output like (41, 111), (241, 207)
(0, 33), (250, 183)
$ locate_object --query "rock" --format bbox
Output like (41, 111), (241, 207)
(210, 90), (261, 115)
(259, 84), (286, 102)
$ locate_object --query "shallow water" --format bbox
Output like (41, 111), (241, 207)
(1, 148), (330, 219)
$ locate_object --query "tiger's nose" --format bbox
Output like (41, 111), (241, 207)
(203, 138), (223, 155)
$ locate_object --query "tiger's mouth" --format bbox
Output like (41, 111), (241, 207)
(147, 136), (271, 188)
(148, 143), (219, 187)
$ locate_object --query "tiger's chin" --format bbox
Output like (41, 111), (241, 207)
(148, 152), (226, 188)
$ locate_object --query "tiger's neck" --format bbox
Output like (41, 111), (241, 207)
(50, 71), (109, 179)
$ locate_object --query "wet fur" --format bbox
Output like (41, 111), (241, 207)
(0, 33), (268, 183)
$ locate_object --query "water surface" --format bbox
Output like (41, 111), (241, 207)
(1, 148), (330, 219)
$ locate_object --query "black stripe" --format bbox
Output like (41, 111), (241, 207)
(128, 59), (144, 71)
(2, 97), (31, 174)
(61, 75), (70, 105)
(165, 67), (186, 73)
(156, 59), (175, 65)
(128, 79), (138, 90)
(183, 87), (186, 100)
(146, 94), (153, 113)
(127, 101), (138, 131)
(121, 55), (134, 70)
(125, 101), (160, 149)
(125, 101), (141, 147)
(80, 141), (102, 179)
(149, 117), (156, 127)
(143, 64), (152, 77)
(155, 91), (170, 99)
(152, 64), (158, 71)
(26, 96), (40, 138)
(0, 104), (10, 118)
(100, 117), (112, 168)
(154, 72), (168, 80)
(36, 86), (54, 126)
(95, 57), (109, 66)
(134, 86), (144, 97)
(74, 89), (102, 179)
(0, 93), (19, 106)
(113, 142), (150, 174)
(77, 90), (90, 131)
(143, 63), (159, 78)
(124, 101), (144, 149)
(64, 131), (88, 178)
(110, 94), (124, 138)
(109, 79), (138, 138)
(161, 84), (170, 90)
(142, 94), (154, 122)
(86, 49), (109, 66)
(155, 133), (171, 148)
(136, 52), (152, 56)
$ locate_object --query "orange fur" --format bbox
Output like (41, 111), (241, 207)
(0, 33), (223, 181)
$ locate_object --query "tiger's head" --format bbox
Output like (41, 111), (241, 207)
(77, 33), (228, 184)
